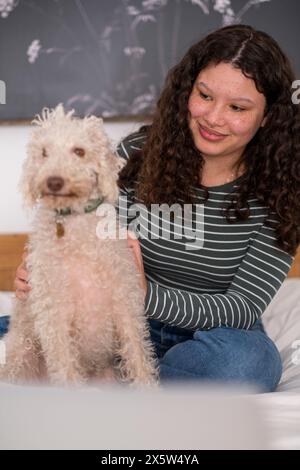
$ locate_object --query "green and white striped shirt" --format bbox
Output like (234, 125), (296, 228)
(117, 130), (294, 331)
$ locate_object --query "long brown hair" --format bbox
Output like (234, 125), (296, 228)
(118, 25), (300, 256)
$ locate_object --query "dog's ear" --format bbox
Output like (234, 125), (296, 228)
(83, 115), (120, 204)
(98, 149), (120, 204)
(18, 147), (37, 208)
(19, 126), (50, 208)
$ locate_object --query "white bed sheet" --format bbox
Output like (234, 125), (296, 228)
(0, 291), (14, 317)
(263, 279), (300, 393)
(1, 280), (300, 449)
(258, 279), (300, 449)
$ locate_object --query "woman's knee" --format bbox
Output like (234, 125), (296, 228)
(194, 328), (283, 392)
(160, 327), (282, 392)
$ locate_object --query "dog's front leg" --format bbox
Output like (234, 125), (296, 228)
(113, 303), (159, 386)
(35, 303), (86, 386)
(0, 301), (41, 383)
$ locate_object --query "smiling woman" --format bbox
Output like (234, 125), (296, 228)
(116, 24), (300, 391)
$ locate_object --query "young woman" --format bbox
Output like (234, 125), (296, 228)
(8, 24), (300, 392)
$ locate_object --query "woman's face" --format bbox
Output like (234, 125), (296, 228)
(188, 62), (267, 163)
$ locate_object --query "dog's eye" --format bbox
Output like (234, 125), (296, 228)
(42, 148), (47, 158)
(73, 147), (85, 158)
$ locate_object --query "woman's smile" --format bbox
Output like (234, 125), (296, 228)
(198, 123), (228, 141)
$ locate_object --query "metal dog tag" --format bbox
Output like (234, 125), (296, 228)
(56, 221), (65, 238)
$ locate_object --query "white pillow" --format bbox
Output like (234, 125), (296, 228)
(263, 279), (300, 392)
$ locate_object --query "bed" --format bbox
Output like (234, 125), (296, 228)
(0, 233), (300, 449)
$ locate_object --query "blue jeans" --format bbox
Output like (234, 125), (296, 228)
(0, 316), (9, 338)
(148, 318), (282, 392)
(0, 315), (282, 392)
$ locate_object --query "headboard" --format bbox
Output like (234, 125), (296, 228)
(0, 233), (299, 291)
(0, 234), (28, 291)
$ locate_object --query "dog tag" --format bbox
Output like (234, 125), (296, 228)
(56, 221), (65, 238)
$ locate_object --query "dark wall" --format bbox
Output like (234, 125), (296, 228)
(0, 0), (299, 120)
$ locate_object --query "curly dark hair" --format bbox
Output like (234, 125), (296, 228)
(118, 24), (300, 256)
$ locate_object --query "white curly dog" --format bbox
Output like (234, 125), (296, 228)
(0, 104), (158, 386)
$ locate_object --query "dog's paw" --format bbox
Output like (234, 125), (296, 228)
(49, 369), (87, 387)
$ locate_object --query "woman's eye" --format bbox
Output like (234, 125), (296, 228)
(199, 91), (210, 100)
(231, 105), (245, 112)
(42, 148), (47, 158)
(73, 147), (85, 157)
(197, 91), (246, 112)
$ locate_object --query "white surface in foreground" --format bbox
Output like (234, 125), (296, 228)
(0, 383), (268, 450)
(1, 279), (300, 450)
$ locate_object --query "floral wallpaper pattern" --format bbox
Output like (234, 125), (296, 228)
(0, 0), (279, 119)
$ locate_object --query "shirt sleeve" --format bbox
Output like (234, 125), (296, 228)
(144, 221), (294, 330)
(115, 130), (146, 228)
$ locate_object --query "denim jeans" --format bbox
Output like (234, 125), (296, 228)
(0, 315), (282, 392)
(0, 316), (9, 338)
(148, 318), (282, 392)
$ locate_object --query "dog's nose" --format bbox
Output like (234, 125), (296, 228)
(47, 176), (65, 192)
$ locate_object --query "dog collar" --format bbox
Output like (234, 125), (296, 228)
(55, 197), (104, 216)
(54, 197), (104, 238)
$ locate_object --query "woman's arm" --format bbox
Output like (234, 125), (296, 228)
(127, 231), (148, 296)
(14, 248), (31, 300)
(143, 222), (294, 331)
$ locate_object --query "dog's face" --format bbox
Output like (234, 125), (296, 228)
(20, 104), (119, 211)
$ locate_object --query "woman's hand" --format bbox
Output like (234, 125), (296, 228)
(127, 231), (148, 298)
(14, 247), (31, 300)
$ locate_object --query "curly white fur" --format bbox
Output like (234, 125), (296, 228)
(0, 104), (158, 387)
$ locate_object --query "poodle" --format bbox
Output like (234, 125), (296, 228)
(0, 104), (158, 386)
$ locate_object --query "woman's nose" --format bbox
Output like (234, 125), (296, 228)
(203, 104), (225, 127)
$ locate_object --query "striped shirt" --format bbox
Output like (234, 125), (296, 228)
(116, 130), (294, 331)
